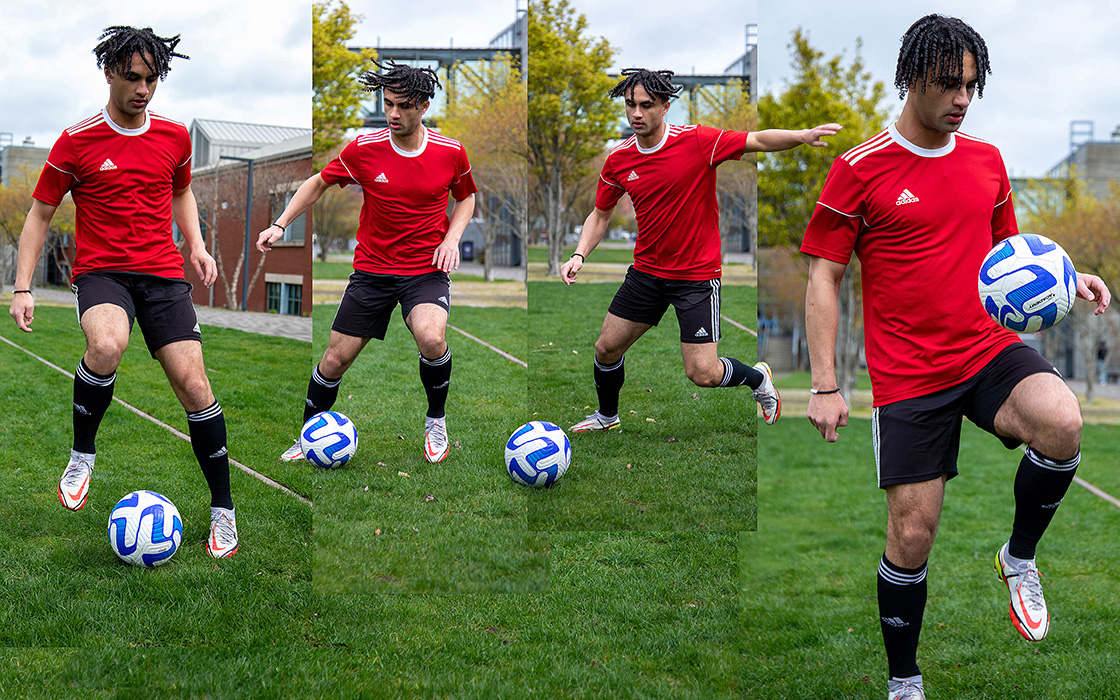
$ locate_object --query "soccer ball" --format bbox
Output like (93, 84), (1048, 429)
(505, 421), (571, 488)
(979, 233), (1077, 333)
(301, 411), (358, 468)
(107, 490), (183, 567)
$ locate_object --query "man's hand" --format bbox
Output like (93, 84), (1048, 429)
(560, 256), (583, 286)
(432, 239), (460, 272)
(190, 248), (218, 287)
(807, 391), (849, 442)
(256, 224), (284, 253)
(1076, 272), (1111, 315)
(803, 123), (843, 147)
(9, 293), (35, 333)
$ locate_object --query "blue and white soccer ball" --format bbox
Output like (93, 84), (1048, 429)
(107, 490), (183, 568)
(979, 233), (1078, 333)
(505, 421), (571, 488)
(301, 411), (358, 468)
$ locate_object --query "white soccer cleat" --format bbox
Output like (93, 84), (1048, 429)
(58, 453), (94, 511)
(887, 677), (926, 700)
(278, 439), (304, 463)
(206, 508), (239, 559)
(995, 545), (1049, 641)
(424, 421), (450, 463)
(569, 412), (621, 433)
(752, 361), (781, 425)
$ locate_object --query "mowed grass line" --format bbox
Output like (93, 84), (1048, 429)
(527, 281), (758, 531)
(0, 317), (311, 647)
(309, 303), (546, 594)
(1, 533), (740, 699)
(742, 417), (1120, 699)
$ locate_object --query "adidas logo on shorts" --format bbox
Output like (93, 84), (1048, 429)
(895, 188), (919, 206)
(694, 327), (709, 338)
(438, 295), (448, 305)
(627, 170), (639, 181)
(375, 173), (389, 183)
(100, 158), (118, 171)
(193, 323), (201, 334)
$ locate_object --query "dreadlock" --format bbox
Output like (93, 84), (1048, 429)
(93, 26), (187, 80)
(358, 59), (441, 105)
(609, 68), (684, 103)
(895, 14), (990, 99)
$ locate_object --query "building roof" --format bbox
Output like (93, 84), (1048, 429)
(190, 119), (310, 147)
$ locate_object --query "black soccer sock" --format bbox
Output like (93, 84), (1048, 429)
(877, 555), (927, 681)
(187, 402), (233, 510)
(718, 357), (764, 389)
(304, 364), (342, 423)
(594, 355), (625, 418)
(73, 359), (116, 454)
(1008, 446), (1079, 559)
(419, 348), (452, 420)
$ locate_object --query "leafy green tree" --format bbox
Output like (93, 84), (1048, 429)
(528, 0), (617, 276)
(313, 0), (374, 170)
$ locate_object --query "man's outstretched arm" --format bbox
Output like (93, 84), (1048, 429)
(745, 123), (843, 153)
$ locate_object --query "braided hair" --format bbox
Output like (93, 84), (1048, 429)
(895, 14), (990, 99)
(93, 26), (188, 80)
(358, 59), (441, 105)
(609, 68), (684, 103)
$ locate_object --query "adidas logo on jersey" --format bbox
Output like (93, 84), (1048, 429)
(99, 158), (118, 171)
(895, 189), (919, 206)
(694, 327), (709, 338)
(375, 173), (389, 183)
(627, 170), (639, 181)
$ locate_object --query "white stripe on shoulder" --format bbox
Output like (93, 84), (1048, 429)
(610, 136), (637, 154)
(847, 137), (893, 166)
(45, 160), (80, 181)
(955, 131), (993, 145)
(841, 130), (891, 162)
(66, 114), (105, 135)
(428, 133), (463, 150)
(599, 173), (624, 189)
(150, 113), (186, 128)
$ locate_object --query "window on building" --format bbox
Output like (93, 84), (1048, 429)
(267, 282), (302, 315)
(271, 191), (306, 244)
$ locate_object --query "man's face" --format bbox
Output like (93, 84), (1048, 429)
(624, 84), (670, 139)
(384, 90), (428, 138)
(106, 52), (158, 120)
(909, 50), (978, 136)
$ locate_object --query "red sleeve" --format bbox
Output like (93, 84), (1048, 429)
(991, 155), (1018, 244)
(695, 125), (748, 166)
(32, 132), (77, 207)
(450, 146), (478, 200)
(173, 126), (192, 190)
(594, 156), (625, 211)
(320, 140), (361, 187)
(800, 157), (866, 264)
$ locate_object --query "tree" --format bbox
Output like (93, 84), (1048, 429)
(758, 29), (891, 398)
(0, 165), (75, 286)
(528, 0), (617, 276)
(313, 182), (361, 262)
(313, 0), (374, 169)
(440, 54), (527, 281)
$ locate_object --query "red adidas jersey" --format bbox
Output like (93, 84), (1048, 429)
(801, 124), (1021, 406)
(33, 110), (192, 280)
(595, 124), (748, 281)
(320, 127), (477, 276)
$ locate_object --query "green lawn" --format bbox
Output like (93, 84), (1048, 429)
(526, 281), (758, 531)
(527, 244), (637, 265)
(0, 306), (311, 647)
(314, 259), (487, 282)
(742, 416), (1120, 699)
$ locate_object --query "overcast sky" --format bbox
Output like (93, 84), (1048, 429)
(0, 0), (310, 152)
(759, 0), (1120, 178)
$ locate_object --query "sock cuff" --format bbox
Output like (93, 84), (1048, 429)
(594, 355), (624, 372)
(312, 365), (343, 388)
(1024, 446), (1080, 472)
(419, 348), (452, 366)
(878, 555), (927, 586)
(187, 401), (223, 422)
(76, 360), (115, 386)
(718, 357), (735, 387)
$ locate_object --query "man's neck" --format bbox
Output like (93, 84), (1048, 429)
(895, 106), (951, 150)
(105, 103), (146, 130)
(391, 125), (425, 152)
(636, 122), (667, 150)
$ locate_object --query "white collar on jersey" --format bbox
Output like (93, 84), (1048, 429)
(635, 123), (671, 154)
(102, 107), (151, 136)
(390, 125), (428, 158)
(888, 122), (955, 158)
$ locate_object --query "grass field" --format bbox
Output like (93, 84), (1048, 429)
(0, 306), (312, 647)
(308, 302), (548, 594)
(313, 259), (487, 283)
(527, 281), (758, 531)
(742, 416), (1120, 699)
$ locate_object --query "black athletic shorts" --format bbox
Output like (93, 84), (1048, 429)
(331, 270), (451, 340)
(72, 271), (201, 357)
(607, 266), (722, 344)
(872, 343), (1061, 488)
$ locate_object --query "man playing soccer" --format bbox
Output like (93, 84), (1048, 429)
(801, 15), (1110, 700)
(8, 27), (239, 558)
(562, 68), (839, 432)
(260, 60), (475, 464)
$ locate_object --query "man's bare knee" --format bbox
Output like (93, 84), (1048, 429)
(594, 337), (624, 364)
(84, 334), (127, 373)
(685, 363), (722, 387)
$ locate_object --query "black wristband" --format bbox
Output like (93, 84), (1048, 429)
(12, 289), (32, 296)
(271, 221), (285, 230)
(570, 252), (585, 261)
(810, 387), (841, 395)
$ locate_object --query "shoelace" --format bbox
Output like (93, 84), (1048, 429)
(753, 388), (776, 407)
(61, 459), (92, 488)
(428, 425), (448, 450)
(211, 515), (237, 545)
(891, 682), (924, 700)
(1016, 566), (1045, 611)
